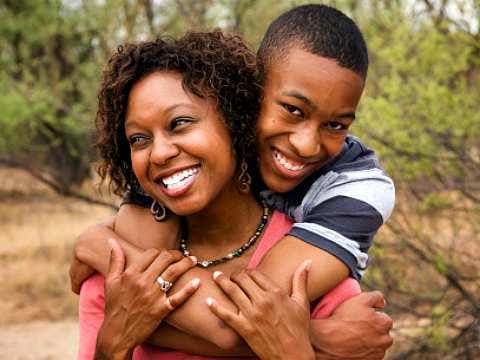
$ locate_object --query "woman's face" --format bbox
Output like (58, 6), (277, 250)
(124, 71), (237, 216)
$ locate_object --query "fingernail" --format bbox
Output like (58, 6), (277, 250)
(213, 271), (223, 280)
(304, 259), (312, 271)
(107, 238), (116, 247)
(189, 256), (197, 265)
(190, 278), (200, 288)
(206, 297), (215, 306)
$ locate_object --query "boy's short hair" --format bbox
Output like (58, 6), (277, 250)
(257, 4), (368, 79)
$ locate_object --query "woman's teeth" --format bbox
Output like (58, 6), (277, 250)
(274, 150), (306, 171)
(162, 167), (199, 189)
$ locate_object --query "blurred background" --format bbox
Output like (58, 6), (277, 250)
(0, 0), (478, 358)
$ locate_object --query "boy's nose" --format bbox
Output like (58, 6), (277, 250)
(288, 129), (321, 159)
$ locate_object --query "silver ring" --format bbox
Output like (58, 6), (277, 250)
(156, 276), (173, 293)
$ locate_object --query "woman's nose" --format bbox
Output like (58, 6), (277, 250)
(150, 137), (180, 165)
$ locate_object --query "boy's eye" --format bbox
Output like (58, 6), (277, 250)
(170, 117), (194, 131)
(282, 103), (304, 117)
(325, 121), (349, 131)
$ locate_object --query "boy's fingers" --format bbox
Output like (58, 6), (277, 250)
(290, 259), (311, 307)
(363, 291), (386, 309)
(107, 238), (125, 279)
(69, 258), (95, 294)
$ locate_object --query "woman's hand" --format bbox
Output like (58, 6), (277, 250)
(207, 260), (315, 360)
(94, 239), (200, 359)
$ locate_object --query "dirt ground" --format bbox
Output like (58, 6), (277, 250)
(0, 168), (115, 357)
(0, 320), (78, 359)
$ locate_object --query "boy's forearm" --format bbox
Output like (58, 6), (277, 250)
(256, 235), (349, 301)
(148, 323), (253, 356)
(75, 223), (143, 276)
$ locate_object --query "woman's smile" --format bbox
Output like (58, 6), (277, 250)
(156, 165), (201, 197)
(125, 71), (237, 216)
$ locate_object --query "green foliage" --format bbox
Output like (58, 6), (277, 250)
(353, 6), (480, 187)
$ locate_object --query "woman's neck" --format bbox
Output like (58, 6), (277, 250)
(185, 183), (262, 250)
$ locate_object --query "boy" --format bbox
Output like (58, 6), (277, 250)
(71, 4), (394, 358)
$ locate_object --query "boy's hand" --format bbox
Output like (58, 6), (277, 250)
(70, 255), (95, 294)
(311, 291), (393, 359)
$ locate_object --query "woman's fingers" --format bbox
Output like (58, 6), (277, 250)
(148, 253), (197, 284)
(107, 238), (125, 279)
(213, 271), (252, 309)
(125, 248), (162, 274)
(290, 259), (311, 307)
(231, 270), (269, 303)
(248, 269), (279, 292)
(164, 278), (201, 310)
(206, 297), (242, 330)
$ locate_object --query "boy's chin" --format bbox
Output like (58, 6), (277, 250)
(263, 173), (301, 193)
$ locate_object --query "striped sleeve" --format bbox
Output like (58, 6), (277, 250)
(289, 168), (395, 279)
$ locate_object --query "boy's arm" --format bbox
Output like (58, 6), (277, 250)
(70, 204), (179, 294)
(72, 170), (395, 350)
(163, 171), (395, 348)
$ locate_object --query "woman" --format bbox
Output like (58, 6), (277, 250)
(79, 30), (361, 359)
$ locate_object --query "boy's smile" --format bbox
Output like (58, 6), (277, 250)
(256, 46), (365, 193)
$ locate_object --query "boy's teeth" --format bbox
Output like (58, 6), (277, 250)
(274, 150), (306, 171)
(162, 167), (199, 187)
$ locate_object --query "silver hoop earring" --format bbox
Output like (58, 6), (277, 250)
(150, 200), (166, 221)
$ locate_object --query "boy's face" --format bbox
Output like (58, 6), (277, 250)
(256, 46), (365, 193)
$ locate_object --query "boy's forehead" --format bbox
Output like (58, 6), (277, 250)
(266, 46), (364, 90)
(261, 46), (365, 114)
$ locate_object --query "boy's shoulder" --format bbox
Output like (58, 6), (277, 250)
(325, 135), (380, 174)
(262, 136), (393, 216)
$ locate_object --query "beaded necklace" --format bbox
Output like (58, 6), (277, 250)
(179, 204), (270, 268)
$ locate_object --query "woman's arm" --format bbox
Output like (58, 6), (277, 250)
(93, 240), (200, 359)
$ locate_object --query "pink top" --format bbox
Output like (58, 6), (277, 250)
(78, 211), (360, 359)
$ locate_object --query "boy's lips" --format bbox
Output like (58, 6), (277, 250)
(271, 148), (312, 179)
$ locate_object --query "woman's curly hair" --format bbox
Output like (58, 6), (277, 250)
(95, 30), (262, 197)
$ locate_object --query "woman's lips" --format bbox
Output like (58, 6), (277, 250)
(158, 166), (200, 197)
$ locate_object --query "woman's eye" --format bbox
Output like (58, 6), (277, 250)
(325, 121), (348, 131)
(170, 117), (194, 130)
(282, 104), (304, 117)
(128, 135), (148, 146)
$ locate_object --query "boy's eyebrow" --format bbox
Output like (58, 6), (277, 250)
(282, 90), (356, 119)
(282, 90), (317, 110)
(338, 112), (356, 120)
